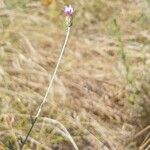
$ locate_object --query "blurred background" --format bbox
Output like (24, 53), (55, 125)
(0, 0), (150, 149)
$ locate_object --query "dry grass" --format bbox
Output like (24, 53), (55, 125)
(0, 0), (150, 149)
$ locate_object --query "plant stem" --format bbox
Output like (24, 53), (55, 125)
(20, 27), (72, 149)
(35, 27), (71, 118)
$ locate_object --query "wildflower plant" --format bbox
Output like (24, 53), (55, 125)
(64, 5), (74, 27)
(19, 5), (78, 150)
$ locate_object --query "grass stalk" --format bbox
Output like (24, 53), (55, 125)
(20, 26), (78, 150)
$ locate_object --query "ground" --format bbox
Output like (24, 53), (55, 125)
(0, 0), (150, 150)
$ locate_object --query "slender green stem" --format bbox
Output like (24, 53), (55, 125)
(20, 27), (72, 149)
(19, 118), (37, 150)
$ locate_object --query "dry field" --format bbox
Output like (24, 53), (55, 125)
(0, 0), (150, 149)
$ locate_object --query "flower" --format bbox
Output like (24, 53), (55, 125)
(64, 5), (74, 16)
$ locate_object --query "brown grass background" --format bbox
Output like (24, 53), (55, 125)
(0, 0), (150, 149)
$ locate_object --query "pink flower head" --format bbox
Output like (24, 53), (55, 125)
(64, 5), (74, 16)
